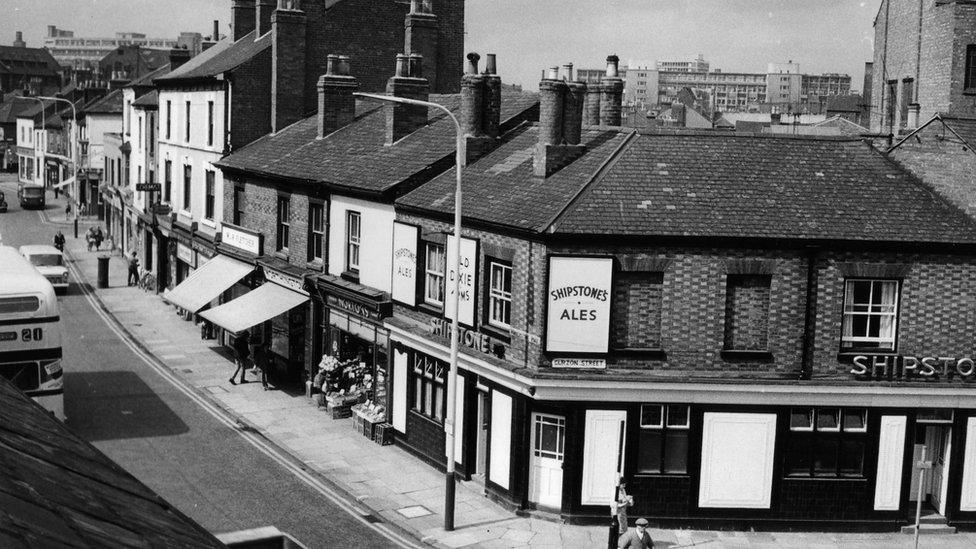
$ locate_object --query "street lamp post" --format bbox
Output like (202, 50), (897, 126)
(36, 96), (79, 237)
(354, 91), (464, 532)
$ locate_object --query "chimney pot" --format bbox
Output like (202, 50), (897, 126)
(547, 66), (559, 81)
(213, 20), (220, 41)
(386, 53), (430, 144)
(409, 54), (423, 78)
(485, 54), (497, 75)
(395, 54), (410, 78)
(605, 55), (620, 78)
(410, 0), (432, 14)
(326, 54), (339, 75)
(318, 54), (358, 138)
(338, 55), (351, 76)
(562, 63), (574, 82)
(466, 52), (481, 75)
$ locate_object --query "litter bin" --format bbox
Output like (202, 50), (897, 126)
(96, 255), (110, 288)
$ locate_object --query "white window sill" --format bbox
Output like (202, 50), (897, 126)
(199, 218), (217, 229)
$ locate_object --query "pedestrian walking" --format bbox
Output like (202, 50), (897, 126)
(618, 517), (653, 548)
(126, 251), (140, 286)
(86, 226), (96, 252)
(230, 331), (250, 385)
(94, 227), (104, 251)
(609, 477), (634, 548)
(52, 230), (65, 252)
(254, 340), (271, 390)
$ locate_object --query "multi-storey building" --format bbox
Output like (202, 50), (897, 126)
(0, 33), (62, 94)
(871, 0), (976, 132)
(802, 73), (852, 98)
(43, 26), (202, 70)
(656, 54), (709, 72)
(765, 61), (802, 106)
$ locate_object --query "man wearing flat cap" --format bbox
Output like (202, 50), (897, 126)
(618, 517), (654, 548)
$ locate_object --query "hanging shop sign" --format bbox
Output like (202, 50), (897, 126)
(264, 268), (307, 295)
(176, 242), (195, 267)
(220, 223), (262, 256)
(391, 222), (418, 306)
(445, 235), (478, 327)
(429, 318), (506, 358)
(552, 357), (607, 369)
(545, 256), (613, 354)
(852, 354), (976, 380)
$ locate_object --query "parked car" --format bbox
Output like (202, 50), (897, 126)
(19, 245), (69, 294)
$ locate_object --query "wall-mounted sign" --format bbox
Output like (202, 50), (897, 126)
(552, 358), (607, 369)
(445, 235), (478, 327)
(136, 182), (161, 192)
(429, 318), (506, 358)
(176, 242), (195, 267)
(264, 269), (307, 295)
(852, 354), (976, 380)
(221, 223), (262, 256)
(546, 256), (613, 354)
(391, 222), (418, 306)
(327, 294), (387, 323)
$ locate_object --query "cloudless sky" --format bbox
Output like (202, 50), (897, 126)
(3, 0), (880, 91)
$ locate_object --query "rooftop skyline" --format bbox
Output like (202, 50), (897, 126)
(3, 0), (879, 90)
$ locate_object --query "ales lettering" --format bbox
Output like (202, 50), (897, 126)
(550, 285), (609, 322)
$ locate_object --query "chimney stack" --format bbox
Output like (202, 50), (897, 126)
(256, 0), (276, 37)
(213, 20), (221, 41)
(906, 103), (920, 130)
(271, 0), (307, 133)
(169, 47), (192, 71)
(460, 53), (485, 138)
(599, 55), (623, 126)
(318, 54), (358, 138)
(483, 54), (501, 138)
(385, 53), (430, 145)
(534, 62), (588, 178)
(458, 52), (505, 164)
(232, 0), (256, 41)
(13, 31), (26, 48)
(405, 0), (439, 93)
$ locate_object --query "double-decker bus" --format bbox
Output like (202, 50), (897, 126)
(0, 246), (64, 419)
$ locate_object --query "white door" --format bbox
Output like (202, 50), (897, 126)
(475, 390), (489, 478)
(529, 413), (566, 510)
(580, 410), (627, 506)
(929, 426), (951, 514)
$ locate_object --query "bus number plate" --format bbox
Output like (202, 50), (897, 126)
(0, 332), (16, 341)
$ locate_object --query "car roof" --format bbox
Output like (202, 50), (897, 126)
(19, 244), (62, 255)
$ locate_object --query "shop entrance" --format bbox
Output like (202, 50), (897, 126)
(911, 410), (953, 515)
(474, 388), (490, 482)
(528, 412), (566, 511)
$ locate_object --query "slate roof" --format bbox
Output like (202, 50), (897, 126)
(0, 97), (35, 125)
(551, 131), (976, 243)
(127, 63), (172, 89)
(217, 89), (540, 196)
(157, 32), (265, 83)
(0, 377), (223, 548)
(813, 115), (868, 136)
(0, 46), (60, 77)
(80, 89), (124, 115)
(397, 124), (632, 232)
(132, 90), (159, 108)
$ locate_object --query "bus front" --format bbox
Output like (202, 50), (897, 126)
(0, 288), (64, 420)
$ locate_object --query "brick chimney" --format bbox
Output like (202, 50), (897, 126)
(599, 55), (623, 126)
(405, 0), (439, 94)
(534, 65), (587, 177)
(318, 55), (358, 138)
(256, 0), (275, 37)
(483, 54), (501, 139)
(169, 47), (191, 72)
(460, 53), (485, 138)
(232, 0), (256, 41)
(13, 31), (26, 48)
(906, 103), (920, 130)
(385, 53), (430, 144)
(585, 80), (602, 125)
(271, 0), (307, 133)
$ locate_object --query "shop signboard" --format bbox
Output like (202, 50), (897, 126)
(327, 294), (387, 323)
(221, 223), (262, 256)
(852, 354), (976, 380)
(176, 242), (195, 267)
(429, 318), (507, 358)
(545, 256), (613, 354)
(391, 222), (418, 306)
(264, 268), (307, 295)
(445, 235), (478, 327)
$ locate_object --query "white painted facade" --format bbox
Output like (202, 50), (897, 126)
(327, 195), (395, 293)
(83, 113), (122, 176)
(130, 104), (157, 212)
(16, 117), (35, 184)
(157, 86), (227, 240)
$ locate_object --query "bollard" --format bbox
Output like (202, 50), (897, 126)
(96, 255), (110, 288)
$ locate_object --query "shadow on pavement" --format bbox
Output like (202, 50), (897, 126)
(65, 370), (190, 442)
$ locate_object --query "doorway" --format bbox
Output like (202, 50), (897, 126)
(528, 412), (566, 511)
(911, 411), (953, 515)
(474, 388), (490, 482)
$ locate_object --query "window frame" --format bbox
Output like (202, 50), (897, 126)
(423, 242), (446, 308)
(840, 278), (900, 351)
(163, 160), (172, 203)
(345, 210), (361, 273)
(487, 259), (513, 329)
(204, 170), (215, 221)
(308, 201), (325, 263)
(185, 100), (191, 143)
(275, 195), (290, 252)
(786, 407), (869, 478)
(207, 100), (214, 146)
(966, 44), (976, 91)
(182, 164), (191, 210)
(233, 185), (244, 226)
(410, 353), (447, 423)
(165, 100), (171, 139)
(636, 404), (691, 475)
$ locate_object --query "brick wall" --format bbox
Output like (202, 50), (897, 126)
(889, 123), (976, 218)
(229, 48), (272, 151)
(947, 3), (976, 116)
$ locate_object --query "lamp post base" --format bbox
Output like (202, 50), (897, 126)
(444, 470), (456, 531)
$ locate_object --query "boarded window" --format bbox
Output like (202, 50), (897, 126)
(611, 272), (663, 350)
(723, 275), (771, 351)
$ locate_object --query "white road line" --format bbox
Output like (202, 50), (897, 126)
(61, 246), (426, 549)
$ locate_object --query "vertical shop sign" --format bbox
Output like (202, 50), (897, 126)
(545, 256), (613, 353)
(445, 235), (478, 327)
(391, 222), (419, 306)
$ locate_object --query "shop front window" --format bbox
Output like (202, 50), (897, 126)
(786, 407), (867, 477)
(637, 404), (689, 474)
(412, 354), (446, 422)
(424, 243), (446, 307)
(841, 279), (899, 350)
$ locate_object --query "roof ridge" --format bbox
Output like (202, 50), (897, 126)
(545, 129), (639, 233)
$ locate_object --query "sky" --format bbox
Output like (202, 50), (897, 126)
(3, 0), (880, 91)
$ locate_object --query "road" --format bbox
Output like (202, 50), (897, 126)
(0, 173), (404, 548)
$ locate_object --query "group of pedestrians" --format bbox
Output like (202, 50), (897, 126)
(85, 226), (106, 252)
(611, 478), (655, 548)
(230, 330), (272, 390)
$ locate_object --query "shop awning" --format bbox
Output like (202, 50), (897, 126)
(199, 282), (308, 335)
(162, 254), (254, 313)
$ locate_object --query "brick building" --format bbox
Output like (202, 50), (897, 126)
(0, 34), (62, 95)
(871, 0), (976, 132)
(380, 61), (976, 530)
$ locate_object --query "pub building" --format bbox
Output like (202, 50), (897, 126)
(213, 50), (537, 401)
(381, 58), (976, 531)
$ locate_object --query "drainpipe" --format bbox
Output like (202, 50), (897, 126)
(800, 246), (819, 380)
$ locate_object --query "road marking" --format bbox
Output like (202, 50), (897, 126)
(61, 251), (426, 549)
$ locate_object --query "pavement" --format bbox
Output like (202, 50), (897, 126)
(35, 198), (976, 549)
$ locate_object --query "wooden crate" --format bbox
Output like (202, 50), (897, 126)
(331, 404), (352, 420)
(373, 423), (395, 446)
